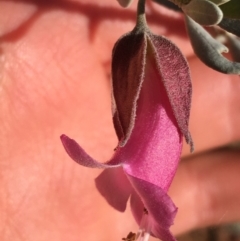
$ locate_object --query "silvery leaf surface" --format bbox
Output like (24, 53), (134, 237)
(117, 0), (134, 7)
(210, 0), (230, 6)
(182, 0), (223, 25)
(185, 15), (240, 74)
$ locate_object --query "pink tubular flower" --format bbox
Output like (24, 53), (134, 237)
(61, 4), (193, 241)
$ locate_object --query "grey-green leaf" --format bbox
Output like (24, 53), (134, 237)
(185, 15), (240, 75)
(209, 0), (230, 6)
(182, 0), (223, 25)
(117, 0), (134, 7)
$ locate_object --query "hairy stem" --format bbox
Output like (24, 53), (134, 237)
(136, 0), (147, 29)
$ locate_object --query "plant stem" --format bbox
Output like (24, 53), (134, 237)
(136, 0), (147, 29)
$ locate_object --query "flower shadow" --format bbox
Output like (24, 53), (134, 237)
(0, 0), (188, 44)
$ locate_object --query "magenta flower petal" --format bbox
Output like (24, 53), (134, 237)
(153, 226), (177, 241)
(60, 134), (121, 168)
(127, 174), (177, 241)
(130, 189), (145, 225)
(95, 168), (132, 212)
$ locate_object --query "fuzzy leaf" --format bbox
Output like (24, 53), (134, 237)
(116, 0), (134, 7)
(182, 0), (223, 25)
(185, 15), (240, 74)
(209, 0), (230, 5)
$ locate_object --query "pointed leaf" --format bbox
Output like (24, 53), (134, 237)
(182, 0), (223, 25)
(185, 16), (240, 74)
